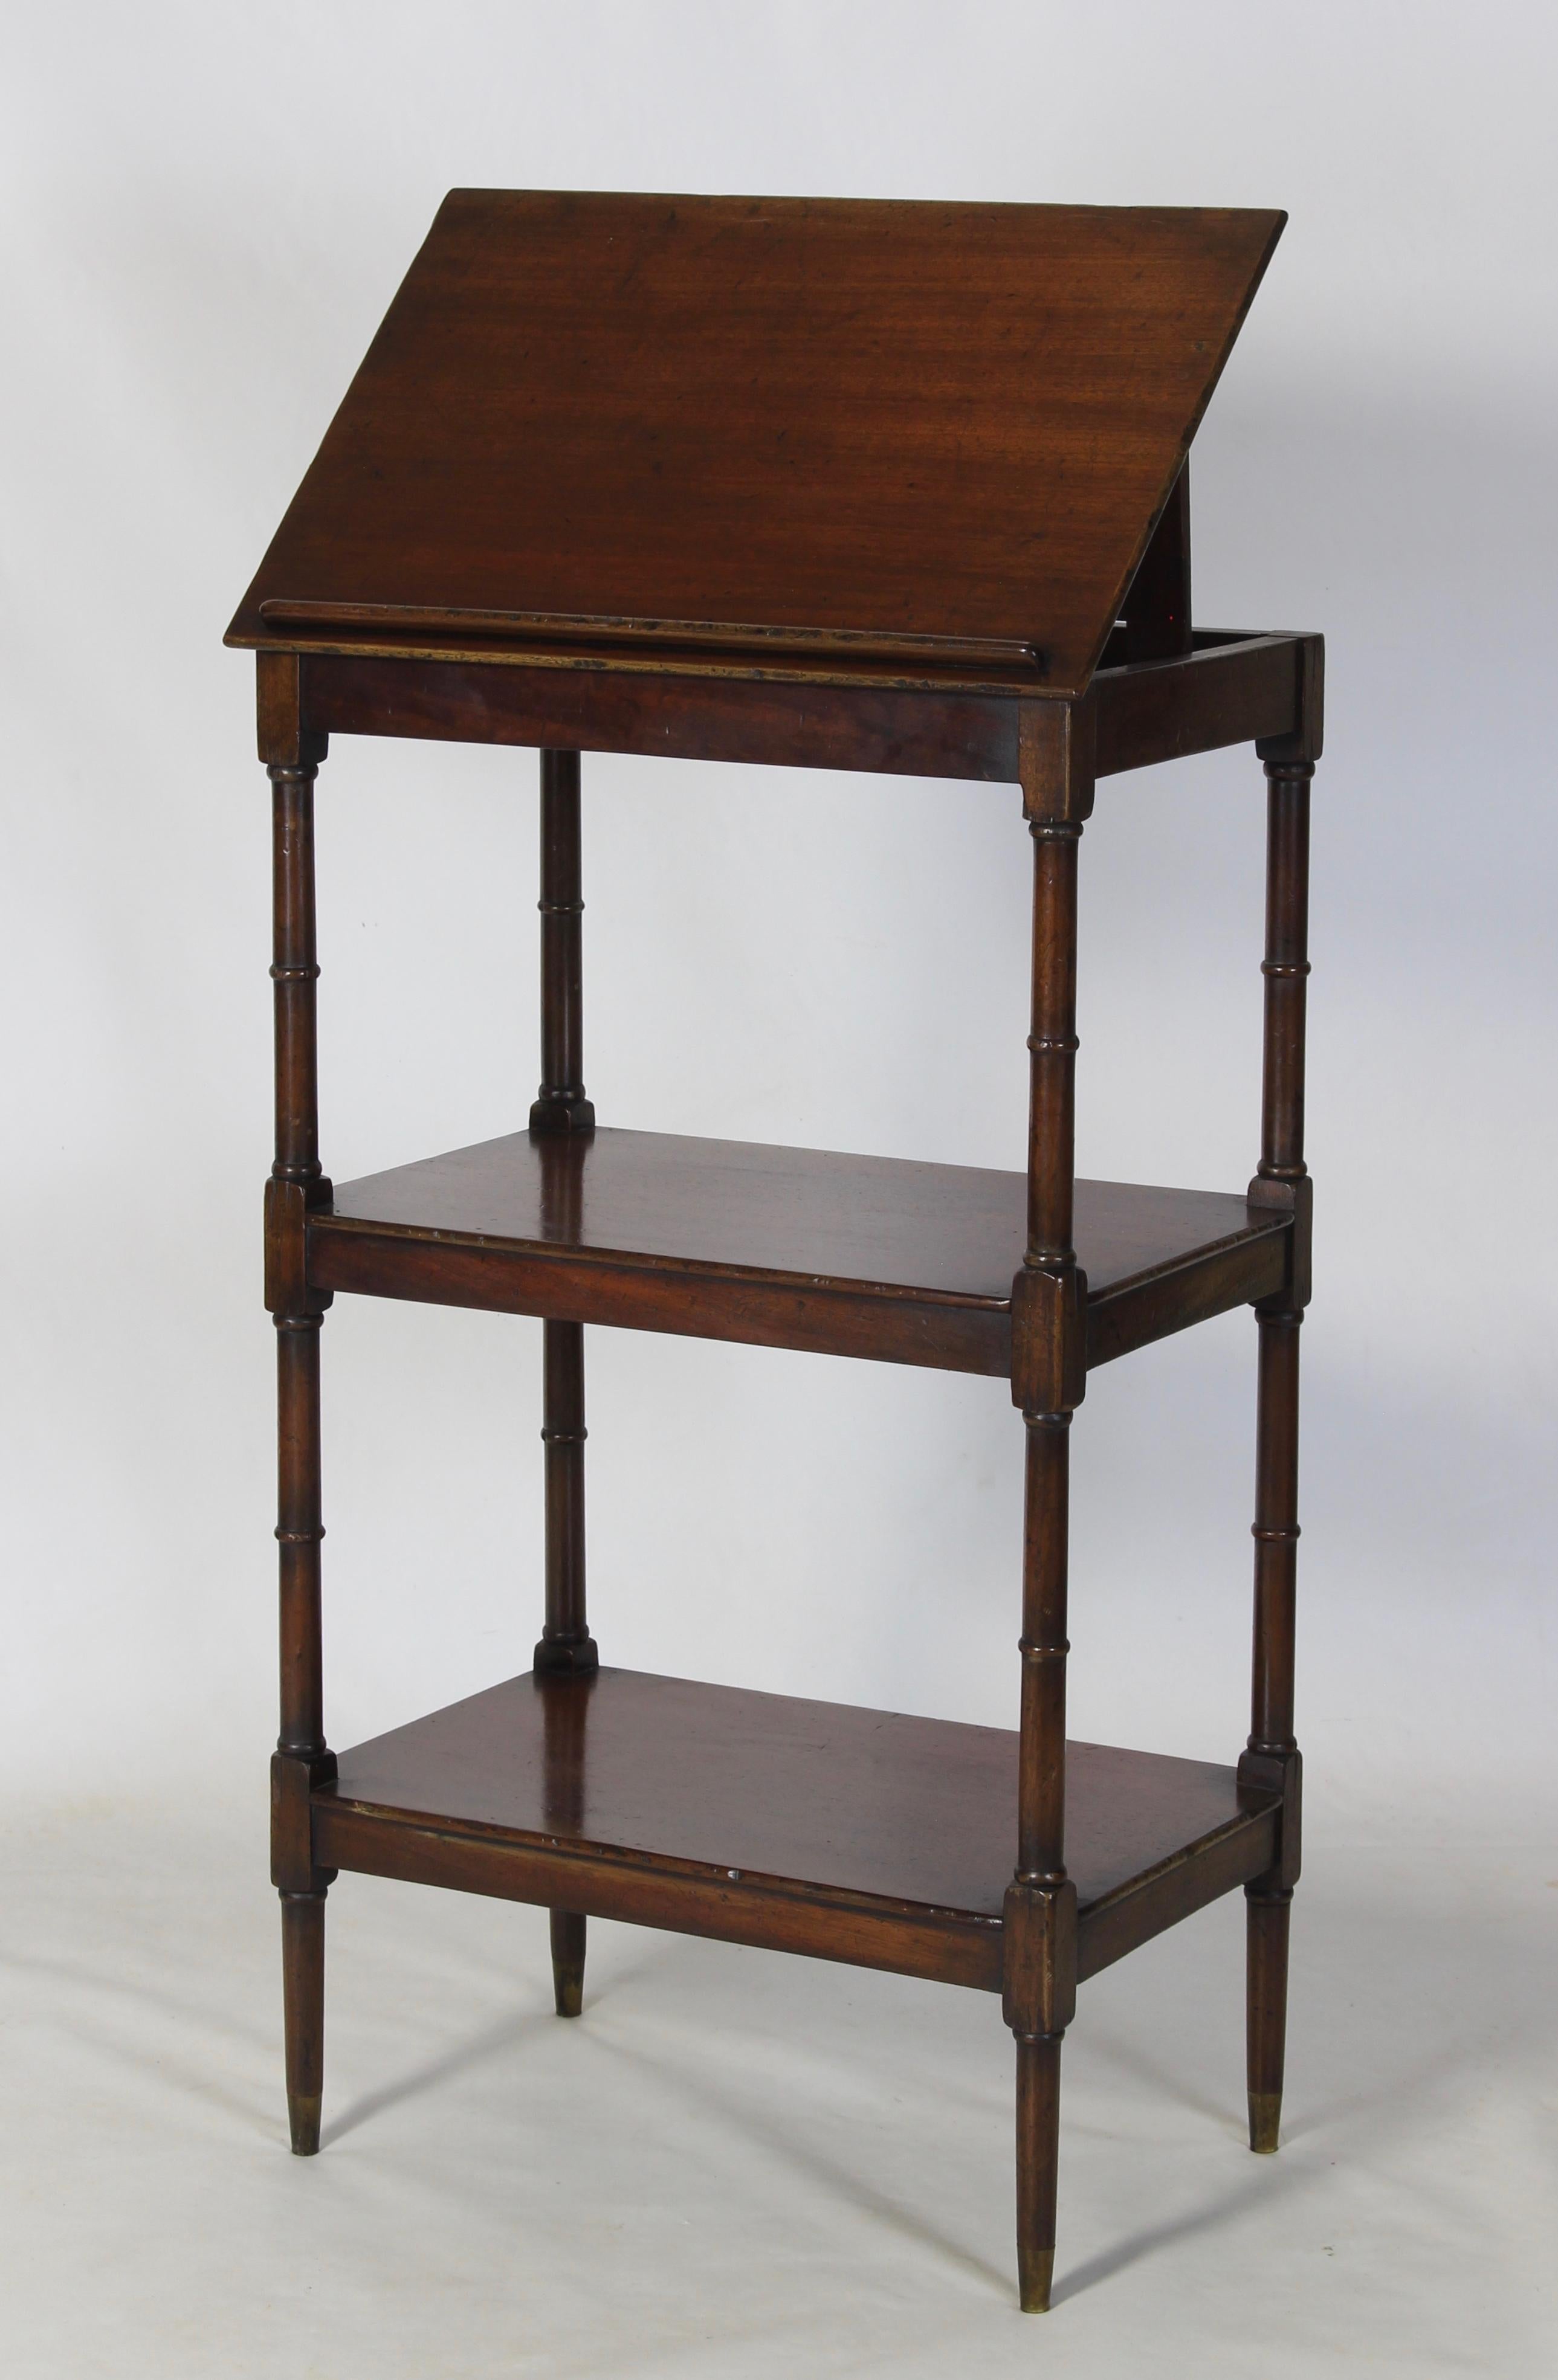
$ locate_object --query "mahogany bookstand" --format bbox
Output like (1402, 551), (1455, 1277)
(228, 193), (1319, 2311)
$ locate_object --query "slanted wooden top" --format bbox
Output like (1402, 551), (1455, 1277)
(228, 191), (1283, 698)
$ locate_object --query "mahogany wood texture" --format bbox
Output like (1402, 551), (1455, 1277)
(1015, 2034), (1063, 2314)
(529, 750), (595, 1138)
(1239, 754), (1313, 2155)
(288, 627), (1311, 761)
(236, 185), (1320, 2313)
(1103, 463), (1191, 668)
(280, 1890), (326, 2155)
(529, 746), (598, 2015)
(228, 194), (1282, 697)
(306, 1127), (1291, 1375)
(310, 1669), (1279, 1994)
(1003, 756), (1086, 2310)
(267, 755), (335, 2157)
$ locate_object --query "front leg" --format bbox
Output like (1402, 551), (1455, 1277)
(1004, 1409), (1079, 2312)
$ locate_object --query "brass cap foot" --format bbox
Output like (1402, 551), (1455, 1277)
(554, 1977), (584, 2019)
(1018, 2246), (1055, 2312)
(288, 2093), (322, 2156)
(1248, 2090), (1282, 2154)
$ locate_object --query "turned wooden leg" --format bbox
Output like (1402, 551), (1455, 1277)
(1242, 1310), (1301, 2157)
(280, 1888), (326, 2153)
(1240, 751), (1312, 2156)
(1006, 1409), (1078, 2313)
(1246, 1886), (1291, 2152)
(529, 750), (598, 2018)
(271, 1304), (333, 2152)
(265, 739), (337, 2155)
(1003, 789), (1087, 2314)
(1241, 1300), (1302, 2154)
(1015, 2030), (1064, 2311)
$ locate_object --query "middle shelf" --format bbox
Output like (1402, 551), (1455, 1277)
(308, 1126), (1291, 1378)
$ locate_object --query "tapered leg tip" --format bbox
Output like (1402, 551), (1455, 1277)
(549, 1911), (586, 2017)
(288, 2095), (322, 2156)
(1018, 2249), (1055, 2313)
(1248, 2091), (1282, 2154)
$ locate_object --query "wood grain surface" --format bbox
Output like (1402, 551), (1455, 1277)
(228, 192), (1282, 694)
(321, 1667), (1268, 1924)
(314, 1127), (1275, 1301)
(307, 1127), (1290, 1373)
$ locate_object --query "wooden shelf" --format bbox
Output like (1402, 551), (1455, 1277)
(241, 187), (1318, 2304)
(313, 1668), (1281, 1993)
(308, 1127), (1291, 1375)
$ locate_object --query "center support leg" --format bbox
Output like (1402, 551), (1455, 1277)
(535, 1319), (595, 1679)
(528, 749), (598, 2019)
(536, 1316), (595, 2017)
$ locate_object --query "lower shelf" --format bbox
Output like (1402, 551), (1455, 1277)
(314, 1669), (1279, 1992)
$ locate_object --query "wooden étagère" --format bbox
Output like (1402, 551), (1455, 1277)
(231, 189), (1319, 2314)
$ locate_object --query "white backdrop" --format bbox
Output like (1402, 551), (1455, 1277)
(3, 8), (1555, 2375)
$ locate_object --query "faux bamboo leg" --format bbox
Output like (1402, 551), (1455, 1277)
(275, 1314), (326, 1768)
(529, 750), (598, 2016)
(266, 749), (335, 2155)
(529, 749), (595, 1140)
(535, 1318), (595, 1676)
(1246, 1300), (1302, 2151)
(1004, 782), (1086, 2314)
(1243, 755), (1312, 2154)
(538, 1318), (592, 2016)
(1009, 1408), (1076, 2312)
